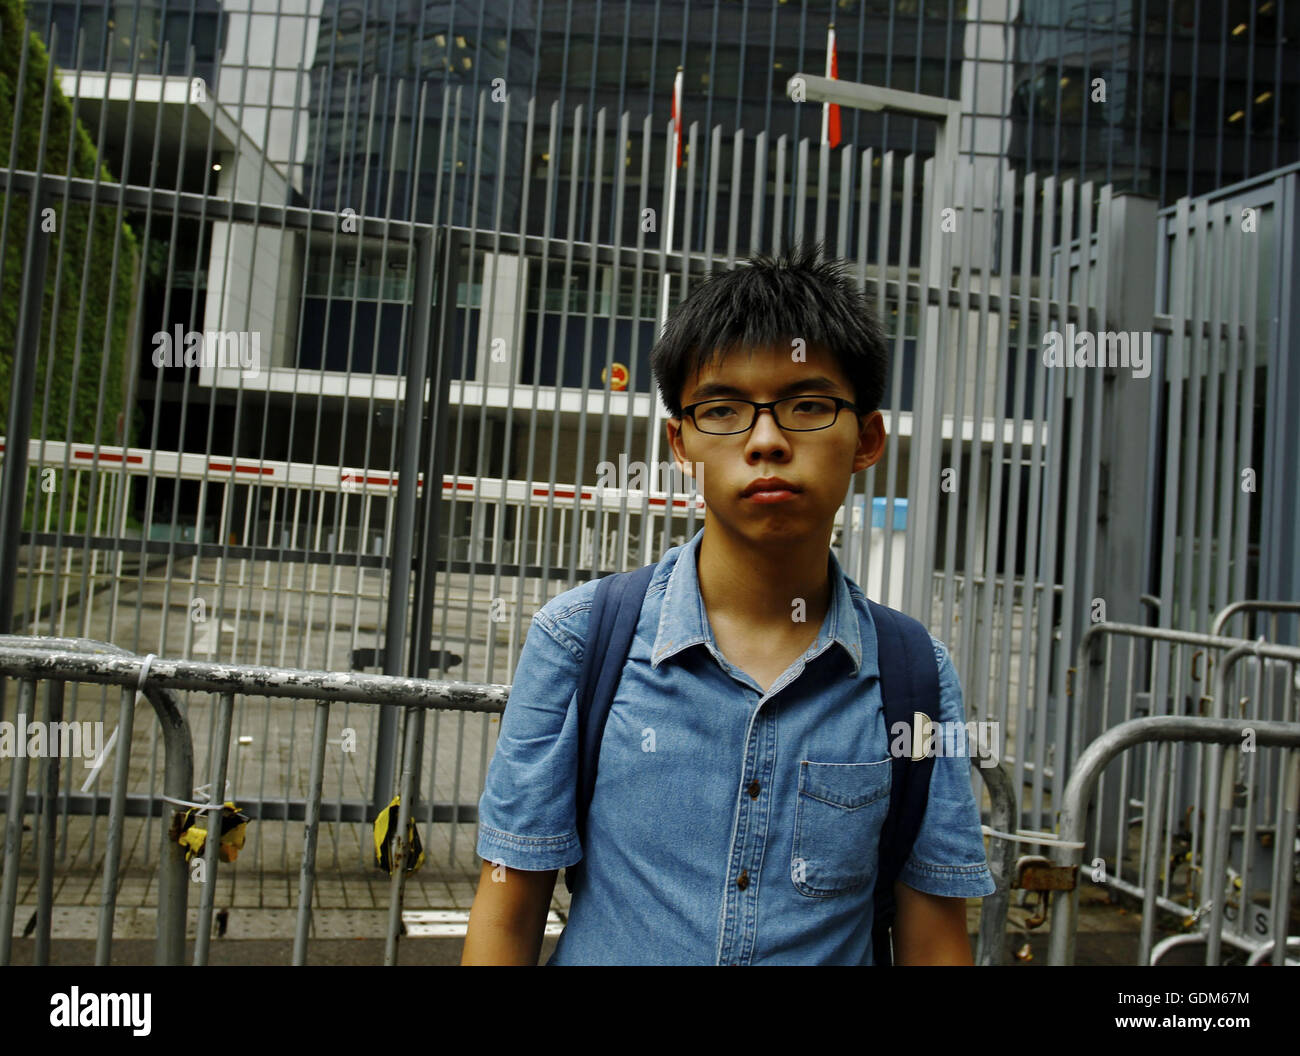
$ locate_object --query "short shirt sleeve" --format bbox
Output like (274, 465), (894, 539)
(896, 637), (998, 899)
(475, 604), (587, 871)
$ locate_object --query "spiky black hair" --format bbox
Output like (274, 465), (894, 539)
(649, 241), (889, 419)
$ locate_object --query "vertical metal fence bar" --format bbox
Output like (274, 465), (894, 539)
(1204, 742), (1238, 964)
(153, 688), (195, 964)
(958, 167), (996, 700)
(1268, 746), (1300, 965)
(705, 122), (720, 271)
(529, 100), (565, 591)
(1238, 677), (1262, 947)
(877, 152), (904, 611)
(553, 104), (583, 582)
(1198, 204), (1226, 621)
(33, 680), (63, 965)
(1158, 197), (1190, 630)
(637, 114), (664, 570)
(293, 698), (332, 965)
(981, 169), (1018, 757)
(938, 150), (972, 652)
(95, 684), (136, 965)
(728, 129), (745, 269)
(615, 113), (648, 569)
(29, 28), (91, 650)
(1039, 178), (1072, 819)
(420, 212), (465, 865)
(481, 89), (525, 698)
(193, 691), (235, 966)
(1073, 181), (1112, 770)
(1056, 182), (1091, 774)
(0, 678), (37, 964)
(1022, 174), (1055, 830)
(792, 136), (809, 254)
(1232, 219), (1259, 604)
(836, 143), (852, 265)
(86, 29), (144, 651)
(847, 147), (871, 587)
(1215, 217), (1243, 610)
(904, 154), (935, 622)
(813, 137), (827, 253)
(488, 92), (543, 858)
(115, 41), (176, 661)
(1179, 199), (1209, 632)
(772, 134), (786, 258)
(612, 113), (654, 577)
(384, 704), (425, 966)
(1138, 739), (1171, 964)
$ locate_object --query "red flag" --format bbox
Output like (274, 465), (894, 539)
(671, 68), (684, 168)
(824, 26), (842, 149)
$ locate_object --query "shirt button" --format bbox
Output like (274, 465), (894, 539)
(747, 780), (760, 798)
(737, 869), (749, 890)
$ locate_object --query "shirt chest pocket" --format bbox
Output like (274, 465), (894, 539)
(791, 758), (892, 898)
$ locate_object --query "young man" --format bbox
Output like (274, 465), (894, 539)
(462, 243), (995, 965)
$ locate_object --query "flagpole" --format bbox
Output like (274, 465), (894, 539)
(649, 68), (682, 544)
(822, 25), (833, 146)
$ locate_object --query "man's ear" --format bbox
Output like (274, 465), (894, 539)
(666, 416), (700, 483)
(666, 415), (686, 463)
(854, 410), (886, 473)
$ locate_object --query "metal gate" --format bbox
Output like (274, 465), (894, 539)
(0, 14), (1281, 879)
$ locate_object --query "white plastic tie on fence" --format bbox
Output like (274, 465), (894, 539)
(981, 824), (1086, 849)
(79, 723), (120, 793)
(161, 780), (233, 812)
(159, 794), (228, 812)
(137, 652), (156, 689)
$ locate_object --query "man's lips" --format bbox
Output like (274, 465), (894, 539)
(741, 478), (802, 501)
(741, 478), (801, 497)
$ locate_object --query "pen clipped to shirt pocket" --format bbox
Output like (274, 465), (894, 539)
(791, 758), (892, 898)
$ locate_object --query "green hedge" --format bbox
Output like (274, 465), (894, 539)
(0, 0), (139, 533)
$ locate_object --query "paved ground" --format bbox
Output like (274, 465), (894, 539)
(2, 900), (1181, 967)
(5, 855), (1223, 966)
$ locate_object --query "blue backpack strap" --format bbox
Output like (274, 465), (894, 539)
(867, 599), (941, 966)
(564, 562), (658, 894)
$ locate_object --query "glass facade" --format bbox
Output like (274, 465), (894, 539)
(22, 0), (1299, 376)
(26, 1), (1298, 218)
(27, 0), (227, 84)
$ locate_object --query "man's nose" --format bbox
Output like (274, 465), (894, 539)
(748, 407), (789, 446)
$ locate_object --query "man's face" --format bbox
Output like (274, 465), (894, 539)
(665, 342), (885, 548)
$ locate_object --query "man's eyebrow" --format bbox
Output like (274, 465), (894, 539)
(686, 375), (845, 403)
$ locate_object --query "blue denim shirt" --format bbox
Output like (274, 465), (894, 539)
(476, 525), (996, 965)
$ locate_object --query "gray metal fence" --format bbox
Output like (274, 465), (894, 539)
(1046, 711), (1300, 967)
(0, 635), (510, 964)
(0, 12), (1287, 907)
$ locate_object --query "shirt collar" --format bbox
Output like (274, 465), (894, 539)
(651, 525), (870, 679)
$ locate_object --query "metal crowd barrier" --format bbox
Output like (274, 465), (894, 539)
(0, 635), (509, 965)
(975, 759), (1017, 966)
(0, 637), (194, 966)
(1211, 600), (1300, 644)
(1, 635), (1018, 965)
(1046, 710), (1300, 966)
(1070, 620), (1298, 921)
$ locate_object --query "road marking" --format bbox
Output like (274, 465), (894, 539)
(402, 909), (565, 937)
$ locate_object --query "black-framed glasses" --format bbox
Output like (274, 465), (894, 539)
(680, 395), (860, 435)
